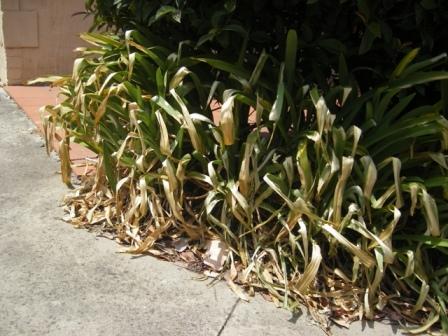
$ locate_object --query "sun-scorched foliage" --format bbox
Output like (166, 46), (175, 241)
(39, 0), (448, 333)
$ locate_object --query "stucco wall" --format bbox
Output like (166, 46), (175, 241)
(2, 0), (92, 84)
(0, 2), (7, 85)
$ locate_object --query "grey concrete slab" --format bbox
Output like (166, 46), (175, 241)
(219, 296), (324, 336)
(220, 296), (403, 336)
(0, 88), (402, 336)
(332, 320), (403, 336)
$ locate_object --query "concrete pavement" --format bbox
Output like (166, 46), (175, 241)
(0, 88), (402, 336)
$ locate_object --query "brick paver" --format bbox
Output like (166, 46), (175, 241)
(4, 86), (96, 175)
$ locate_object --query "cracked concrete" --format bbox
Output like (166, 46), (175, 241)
(0, 88), (403, 335)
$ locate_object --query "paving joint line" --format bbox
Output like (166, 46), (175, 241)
(216, 298), (240, 336)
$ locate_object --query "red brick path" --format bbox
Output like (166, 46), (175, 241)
(5, 86), (96, 176)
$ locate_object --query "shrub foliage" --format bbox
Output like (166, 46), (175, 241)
(41, 0), (448, 332)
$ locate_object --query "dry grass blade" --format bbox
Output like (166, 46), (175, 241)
(220, 94), (235, 145)
(322, 224), (375, 268)
(294, 243), (322, 294)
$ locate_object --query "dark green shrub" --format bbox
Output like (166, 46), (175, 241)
(84, 0), (448, 92)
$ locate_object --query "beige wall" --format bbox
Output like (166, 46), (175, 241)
(2, 0), (92, 84)
(0, 1), (7, 85)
